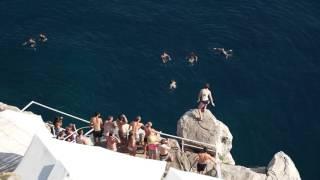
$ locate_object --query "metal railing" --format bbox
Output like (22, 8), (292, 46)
(156, 131), (216, 152)
(21, 100), (222, 178)
(21, 101), (89, 124)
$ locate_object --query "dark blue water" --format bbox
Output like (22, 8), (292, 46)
(1, 0), (319, 179)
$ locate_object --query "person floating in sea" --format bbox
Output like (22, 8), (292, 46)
(169, 80), (177, 90)
(161, 51), (172, 63)
(39, 33), (48, 42)
(22, 38), (37, 50)
(90, 112), (103, 145)
(213, 48), (233, 59)
(195, 147), (216, 174)
(187, 52), (198, 64)
(197, 83), (215, 120)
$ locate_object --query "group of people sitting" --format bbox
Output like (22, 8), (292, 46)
(50, 116), (90, 145)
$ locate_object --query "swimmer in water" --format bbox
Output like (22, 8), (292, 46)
(39, 33), (48, 42)
(161, 51), (171, 63)
(22, 38), (35, 46)
(22, 38), (37, 50)
(213, 48), (233, 59)
(187, 52), (198, 64)
(169, 80), (177, 90)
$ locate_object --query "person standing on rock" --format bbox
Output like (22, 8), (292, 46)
(195, 147), (216, 174)
(197, 83), (215, 120)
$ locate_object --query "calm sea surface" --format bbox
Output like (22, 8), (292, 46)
(1, 0), (319, 179)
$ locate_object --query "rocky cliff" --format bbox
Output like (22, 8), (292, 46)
(170, 109), (301, 180)
(177, 109), (234, 165)
(0, 102), (20, 112)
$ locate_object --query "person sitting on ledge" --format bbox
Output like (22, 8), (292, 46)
(52, 116), (64, 137)
(159, 139), (172, 161)
(195, 147), (215, 174)
(57, 130), (66, 140)
(197, 83), (215, 120)
(76, 129), (90, 145)
(106, 132), (120, 151)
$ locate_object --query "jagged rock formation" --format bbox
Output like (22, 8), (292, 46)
(172, 109), (301, 180)
(0, 103), (20, 112)
(266, 151), (301, 180)
(167, 150), (301, 180)
(177, 109), (234, 165)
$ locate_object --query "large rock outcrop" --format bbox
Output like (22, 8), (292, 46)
(167, 144), (301, 180)
(0, 102), (20, 112)
(266, 151), (301, 180)
(172, 109), (301, 180)
(177, 109), (234, 165)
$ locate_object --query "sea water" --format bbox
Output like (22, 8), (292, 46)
(0, 0), (319, 179)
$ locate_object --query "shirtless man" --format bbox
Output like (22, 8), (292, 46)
(197, 83), (214, 120)
(129, 116), (144, 144)
(195, 147), (215, 174)
(161, 51), (172, 63)
(39, 33), (48, 42)
(159, 139), (172, 161)
(147, 132), (159, 159)
(127, 132), (137, 156)
(213, 48), (233, 59)
(143, 122), (156, 154)
(76, 129), (90, 145)
(90, 112), (103, 145)
(106, 132), (120, 151)
(117, 114), (129, 145)
(169, 80), (177, 90)
(144, 122), (155, 138)
(187, 52), (198, 64)
(103, 116), (115, 137)
(22, 38), (37, 50)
